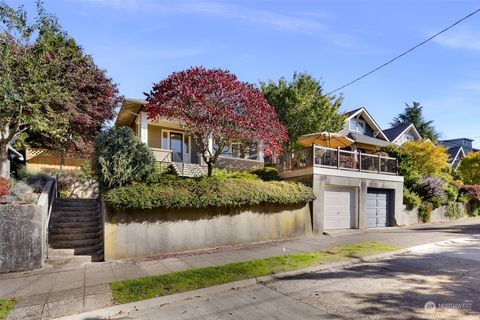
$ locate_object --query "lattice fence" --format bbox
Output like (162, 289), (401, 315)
(26, 148), (93, 172)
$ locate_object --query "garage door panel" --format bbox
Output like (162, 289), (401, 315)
(367, 189), (390, 228)
(324, 187), (354, 230)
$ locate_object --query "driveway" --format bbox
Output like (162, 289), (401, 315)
(107, 236), (480, 320)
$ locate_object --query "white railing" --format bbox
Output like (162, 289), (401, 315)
(150, 148), (172, 163)
(278, 145), (397, 175)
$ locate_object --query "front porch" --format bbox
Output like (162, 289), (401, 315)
(135, 112), (264, 176)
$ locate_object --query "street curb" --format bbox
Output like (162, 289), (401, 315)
(54, 235), (480, 320)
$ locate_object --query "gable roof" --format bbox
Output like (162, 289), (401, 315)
(447, 145), (465, 163)
(343, 107), (389, 141)
(115, 99), (147, 127)
(383, 123), (422, 143)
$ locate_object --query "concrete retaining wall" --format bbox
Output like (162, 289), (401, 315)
(104, 203), (312, 260)
(402, 203), (467, 226)
(0, 180), (54, 273)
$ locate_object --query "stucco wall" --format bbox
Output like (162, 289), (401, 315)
(0, 180), (54, 273)
(104, 203), (312, 260)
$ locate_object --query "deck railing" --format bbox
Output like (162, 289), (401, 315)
(278, 145), (397, 175)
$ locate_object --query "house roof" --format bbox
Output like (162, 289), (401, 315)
(347, 132), (391, 147)
(383, 123), (422, 143)
(115, 99), (147, 127)
(343, 107), (389, 141)
(441, 137), (474, 142)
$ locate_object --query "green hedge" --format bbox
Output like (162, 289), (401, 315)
(104, 176), (315, 210)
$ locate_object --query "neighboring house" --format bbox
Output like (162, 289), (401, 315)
(439, 138), (478, 170)
(383, 123), (422, 145)
(278, 107), (404, 233)
(446, 145), (466, 171)
(115, 99), (264, 176)
(338, 107), (391, 152)
(439, 138), (478, 155)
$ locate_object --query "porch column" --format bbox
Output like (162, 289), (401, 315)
(139, 112), (148, 144)
(257, 141), (264, 162)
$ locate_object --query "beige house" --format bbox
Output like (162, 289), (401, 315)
(115, 99), (264, 176)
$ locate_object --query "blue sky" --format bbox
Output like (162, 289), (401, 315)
(10, 0), (480, 147)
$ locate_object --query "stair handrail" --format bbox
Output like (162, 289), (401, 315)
(45, 174), (58, 258)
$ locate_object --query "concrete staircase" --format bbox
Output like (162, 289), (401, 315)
(47, 199), (103, 266)
(170, 162), (207, 177)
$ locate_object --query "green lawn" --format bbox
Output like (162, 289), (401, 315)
(111, 242), (399, 304)
(0, 298), (17, 320)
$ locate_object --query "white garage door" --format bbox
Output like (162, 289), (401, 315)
(324, 187), (355, 229)
(367, 189), (390, 228)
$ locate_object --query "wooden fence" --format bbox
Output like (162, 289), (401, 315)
(26, 148), (93, 172)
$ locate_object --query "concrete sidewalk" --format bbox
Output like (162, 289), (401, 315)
(2, 218), (480, 320)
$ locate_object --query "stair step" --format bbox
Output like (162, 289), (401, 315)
(49, 238), (101, 248)
(49, 231), (102, 242)
(53, 216), (100, 223)
(48, 248), (75, 257)
(51, 221), (100, 229)
(53, 204), (100, 211)
(55, 199), (98, 206)
(73, 244), (103, 255)
(53, 211), (100, 217)
(46, 255), (92, 266)
(50, 226), (102, 234)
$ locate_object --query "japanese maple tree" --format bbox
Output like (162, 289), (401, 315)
(145, 67), (287, 176)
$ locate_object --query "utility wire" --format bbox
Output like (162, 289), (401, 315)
(327, 7), (480, 95)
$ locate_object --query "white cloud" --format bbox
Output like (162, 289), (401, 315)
(433, 28), (480, 52)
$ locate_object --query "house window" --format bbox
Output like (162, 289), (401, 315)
(162, 132), (168, 149)
(404, 132), (415, 142)
(184, 136), (189, 155)
(349, 118), (367, 134)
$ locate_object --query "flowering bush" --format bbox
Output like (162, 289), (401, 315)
(460, 185), (480, 202)
(0, 177), (10, 197)
(417, 176), (446, 208)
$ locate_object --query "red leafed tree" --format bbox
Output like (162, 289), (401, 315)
(145, 67), (288, 176)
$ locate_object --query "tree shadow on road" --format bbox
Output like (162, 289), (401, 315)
(270, 249), (480, 319)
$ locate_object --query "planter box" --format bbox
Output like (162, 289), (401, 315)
(0, 180), (54, 273)
(104, 203), (312, 260)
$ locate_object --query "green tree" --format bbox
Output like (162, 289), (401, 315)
(391, 102), (439, 141)
(458, 151), (480, 185)
(260, 72), (346, 151)
(0, 1), (119, 176)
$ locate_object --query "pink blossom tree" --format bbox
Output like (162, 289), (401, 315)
(145, 67), (287, 176)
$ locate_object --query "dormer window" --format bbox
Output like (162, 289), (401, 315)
(404, 132), (415, 142)
(349, 118), (366, 134)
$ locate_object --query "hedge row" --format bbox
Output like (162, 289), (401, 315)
(104, 176), (315, 210)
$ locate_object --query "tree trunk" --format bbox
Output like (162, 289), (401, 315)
(0, 144), (8, 178)
(207, 162), (213, 177)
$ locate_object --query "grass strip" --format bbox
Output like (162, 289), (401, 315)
(111, 242), (399, 304)
(0, 298), (18, 320)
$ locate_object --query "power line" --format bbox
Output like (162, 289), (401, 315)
(327, 7), (480, 95)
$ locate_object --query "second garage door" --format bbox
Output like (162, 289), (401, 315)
(367, 189), (391, 228)
(324, 187), (355, 229)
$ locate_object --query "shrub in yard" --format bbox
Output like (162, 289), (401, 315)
(0, 177), (10, 197)
(444, 183), (459, 203)
(403, 188), (421, 210)
(459, 185), (480, 202)
(104, 175), (315, 210)
(418, 202), (433, 223)
(417, 176), (446, 208)
(94, 127), (156, 189)
(458, 151), (480, 185)
(446, 202), (466, 219)
(250, 166), (280, 181)
(213, 169), (258, 180)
